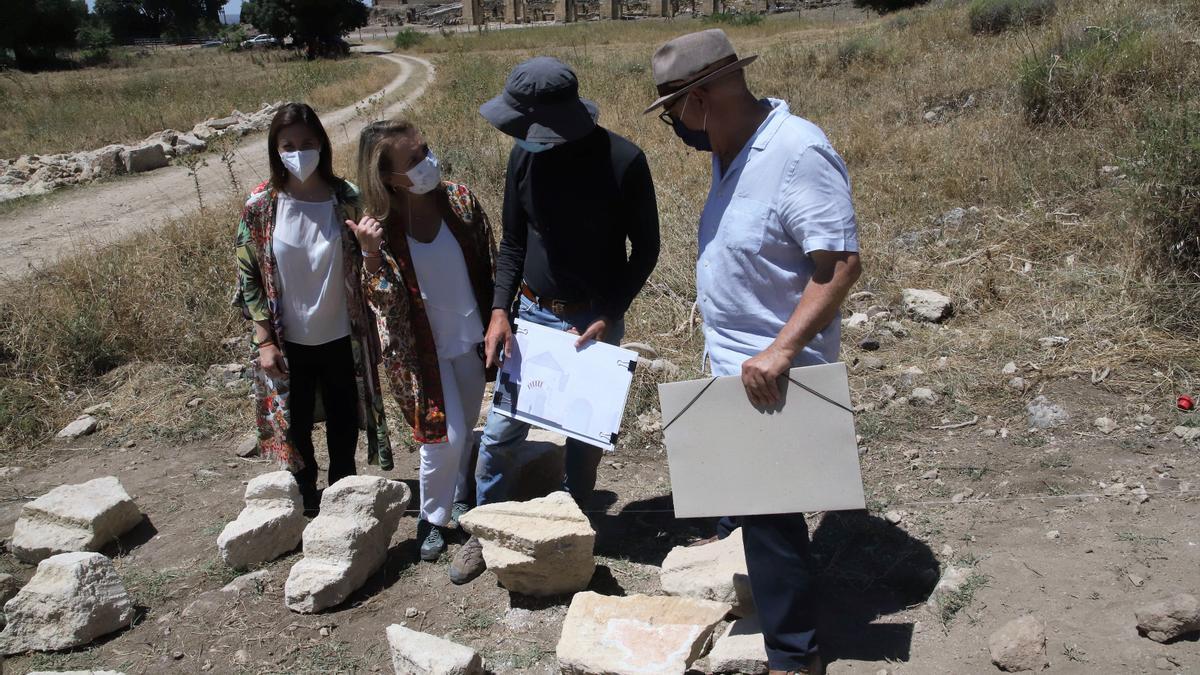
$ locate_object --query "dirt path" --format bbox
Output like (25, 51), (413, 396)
(0, 53), (435, 279)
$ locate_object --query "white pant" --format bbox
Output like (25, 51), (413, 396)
(419, 349), (486, 527)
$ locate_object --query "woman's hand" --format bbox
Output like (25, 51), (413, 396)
(346, 216), (384, 253)
(259, 343), (288, 379)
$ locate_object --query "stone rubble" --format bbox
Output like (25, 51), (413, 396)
(988, 614), (1048, 672)
(284, 475), (410, 613)
(1026, 396), (1069, 429)
(0, 102), (283, 203)
(556, 592), (731, 675)
(0, 573), (20, 628)
(701, 616), (769, 674)
(0, 552), (135, 654)
(217, 471), (306, 568)
(459, 491), (595, 597)
(56, 415), (99, 440)
(902, 289), (954, 323)
(385, 624), (484, 675)
(660, 528), (755, 617)
(1135, 593), (1200, 643)
(10, 476), (143, 563)
(925, 565), (971, 615)
(182, 570), (273, 618)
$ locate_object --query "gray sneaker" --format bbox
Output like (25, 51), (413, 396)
(417, 520), (446, 562)
(448, 535), (486, 585)
(450, 502), (470, 529)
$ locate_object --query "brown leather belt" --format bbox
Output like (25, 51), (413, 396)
(520, 282), (591, 318)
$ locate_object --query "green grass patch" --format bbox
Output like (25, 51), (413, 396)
(394, 28), (428, 50)
(968, 0), (1056, 35)
(703, 12), (765, 27)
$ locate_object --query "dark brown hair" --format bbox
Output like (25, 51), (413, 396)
(266, 102), (337, 191)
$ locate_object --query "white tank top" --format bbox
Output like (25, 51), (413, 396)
(271, 193), (351, 346)
(407, 222), (480, 359)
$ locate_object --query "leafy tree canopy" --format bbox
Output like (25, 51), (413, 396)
(242, 0), (368, 55)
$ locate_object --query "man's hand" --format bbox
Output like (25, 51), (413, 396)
(570, 317), (609, 349)
(741, 344), (793, 408)
(484, 309), (513, 368)
(259, 344), (288, 379)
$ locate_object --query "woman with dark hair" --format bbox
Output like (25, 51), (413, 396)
(235, 102), (393, 514)
(347, 118), (496, 562)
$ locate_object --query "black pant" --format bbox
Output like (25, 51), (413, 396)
(285, 336), (359, 505)
(720, 513), (818, 668)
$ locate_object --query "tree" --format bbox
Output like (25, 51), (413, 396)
(95, 0), (226, 42)
(0, 0), (88, 69)
(242, 0), (368, 55)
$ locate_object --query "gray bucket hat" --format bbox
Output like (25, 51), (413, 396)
(480, 56), (600, 145)
(644, 29), (758, 114)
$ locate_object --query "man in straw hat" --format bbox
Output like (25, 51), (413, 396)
(446, 56), (661, 585)
(645, 29), (863, 674)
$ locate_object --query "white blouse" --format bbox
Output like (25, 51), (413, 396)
(271, 193), (351, 346)
(407, 222), (480, 359)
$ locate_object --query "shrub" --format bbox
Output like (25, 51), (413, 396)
(969, 0), (1056, 35)
(394, 28), (427, 50)
(836, 34), (887, 68)
(76, 23), (114, 65)
(1018, 24), (1153, 124)
(852, 0), (930, 15)
(1136, 106), (1200, 330)
(702, 11), (765, 26)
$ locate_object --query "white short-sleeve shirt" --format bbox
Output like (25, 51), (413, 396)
(272, 193), (352, 346)
(697, 99), (859, 377)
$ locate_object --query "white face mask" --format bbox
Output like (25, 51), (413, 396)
(280, 149), (320, 182)
(404, 151), (441, 195)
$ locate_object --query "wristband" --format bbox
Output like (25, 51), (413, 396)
(362, 249), (381, 258)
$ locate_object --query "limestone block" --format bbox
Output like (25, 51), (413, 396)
(92, 144), (127, 176)
(56, 414), (98, 440)
(556, 592), (731, 675)
(386, 624), (484, 675)
(703, 616), (768, 674)
(1135, 594), (1200, 643)
(10, 476), (142, 563)
(902, 288), (953, 323)
(218, 471), (305, 568)
(122, 143), (169, 173)
(0, 552), (134, 654)
(660, 528), (755, 617)
(284, 476), (410, 613)
(459, 491), (594, 596)
(988, 615), (1048, 672)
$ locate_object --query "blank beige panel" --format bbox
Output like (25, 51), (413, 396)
(658, 363), (865, 518)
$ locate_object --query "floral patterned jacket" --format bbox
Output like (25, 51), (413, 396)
(234, 179), (394, 471)
(364, 182), (497, 445)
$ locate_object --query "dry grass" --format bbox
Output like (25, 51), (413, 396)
(1, 0), (1197, 453)
(0, 50), (396, 158)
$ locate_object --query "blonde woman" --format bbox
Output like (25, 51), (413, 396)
(347, 119), (496, 561)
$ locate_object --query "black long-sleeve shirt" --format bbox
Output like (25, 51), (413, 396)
(492, 126), (660, 318)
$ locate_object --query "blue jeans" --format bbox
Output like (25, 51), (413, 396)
(475, 295), (625, 507)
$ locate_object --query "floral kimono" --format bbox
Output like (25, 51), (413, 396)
(234, 179), (394, 470)
(364, 182), (497, 445)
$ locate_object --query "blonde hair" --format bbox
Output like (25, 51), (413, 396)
(356, 118), (417, 220)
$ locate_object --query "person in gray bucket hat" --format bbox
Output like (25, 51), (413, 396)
(446, 56), (661, 585)
(645, 28), (864, 675)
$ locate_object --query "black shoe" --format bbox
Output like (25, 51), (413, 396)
(417, 520), (446, 562)
(449, 502), (470, 529)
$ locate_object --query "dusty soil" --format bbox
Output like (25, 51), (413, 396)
(0, 54), (434, 279)
(0, 373), (1196, 674)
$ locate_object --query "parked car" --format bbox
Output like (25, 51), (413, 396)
(240, 34), (279, 49)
